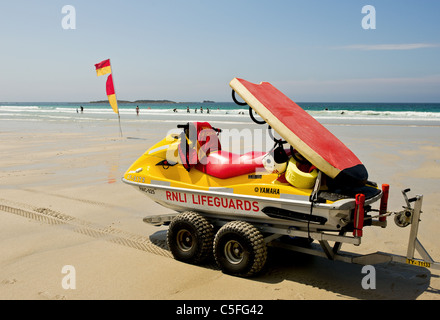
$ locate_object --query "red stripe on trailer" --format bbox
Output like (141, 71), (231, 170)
(379, 184), (390, 222)
(353, 194), (365, 237)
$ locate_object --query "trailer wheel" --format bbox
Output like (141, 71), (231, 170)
(167, 211), (214, 264)
(214, 221), (267, 277)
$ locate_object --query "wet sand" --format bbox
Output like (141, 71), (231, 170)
(1, 118), (439, 300)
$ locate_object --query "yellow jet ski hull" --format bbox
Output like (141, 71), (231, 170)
(122, 133), (382, 231)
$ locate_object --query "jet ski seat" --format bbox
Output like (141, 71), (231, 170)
(177, 121), (266, 179)
(195, 150), (266, 179)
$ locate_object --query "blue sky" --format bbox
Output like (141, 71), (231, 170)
(1, 0), (439, 102)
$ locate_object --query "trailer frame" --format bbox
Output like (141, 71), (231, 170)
(143, 192), (439, 272)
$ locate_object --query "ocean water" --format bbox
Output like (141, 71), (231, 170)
(1, 101), (440, 126)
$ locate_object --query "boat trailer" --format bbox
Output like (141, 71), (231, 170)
(144, 188), (439, 274)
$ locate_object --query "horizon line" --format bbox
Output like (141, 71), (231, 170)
(2, 100), (440, 104)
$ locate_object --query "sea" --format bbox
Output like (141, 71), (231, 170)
(1, 101), (440, 127)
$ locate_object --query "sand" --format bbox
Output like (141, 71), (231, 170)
(1, 118), (439, 301)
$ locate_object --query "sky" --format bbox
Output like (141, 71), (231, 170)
(0, 0), (439, 103)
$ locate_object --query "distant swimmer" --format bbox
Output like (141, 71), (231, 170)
(187, 107), (190, 113)
(194, 108), (197, 113)
(80, 106), (84, 113)
(173, 108), (178, 113)
(136, 106), (139, 116)
(200, 107), (203, 113)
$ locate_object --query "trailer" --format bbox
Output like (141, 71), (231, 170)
(143, 188), (439, 277)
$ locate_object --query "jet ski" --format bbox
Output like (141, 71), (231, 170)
(123, 78), (383, 232)
(122, 78), (388, 276)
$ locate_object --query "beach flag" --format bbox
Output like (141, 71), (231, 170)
(94, 58), (123, 136)
(94, 59), (112, 77)
(106, 74), (119, 114)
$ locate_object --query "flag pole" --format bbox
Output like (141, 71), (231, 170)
(109, 59), (123, 138)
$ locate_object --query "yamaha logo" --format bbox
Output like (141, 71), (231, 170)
(256, 187), (280, 195)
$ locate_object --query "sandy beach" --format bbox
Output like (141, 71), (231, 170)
(1, 116), (439, 301)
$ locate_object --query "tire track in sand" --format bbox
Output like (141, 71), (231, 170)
(0, 199), (171, 258)
(21, 188), (114, 208)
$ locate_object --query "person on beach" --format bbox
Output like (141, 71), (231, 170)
(194, 108), (197, 113)
(136, 106), (139, 116)
(187, 107), (190, 113)
(80, 106), (83, 113)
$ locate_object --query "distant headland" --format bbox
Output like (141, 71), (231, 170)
(89, 99), (177, 104)
(89, 100), (217, 104)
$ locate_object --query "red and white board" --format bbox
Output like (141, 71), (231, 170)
(230, 78), (368, 186)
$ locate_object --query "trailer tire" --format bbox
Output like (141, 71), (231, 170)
(167, 211), (214, 264)
(214, 221), (267, 277)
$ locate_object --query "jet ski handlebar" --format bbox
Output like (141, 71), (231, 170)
(177, 123), (222, 133)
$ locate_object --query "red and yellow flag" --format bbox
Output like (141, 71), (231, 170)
(94, 59), (112, 77)
(94, 58), (122, 135)
(106, 74), (118, 114)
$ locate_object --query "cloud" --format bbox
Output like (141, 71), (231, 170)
(338, 43), (440, 51)
(276, 75), (440, 101)
(281, 75), (440, 88)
